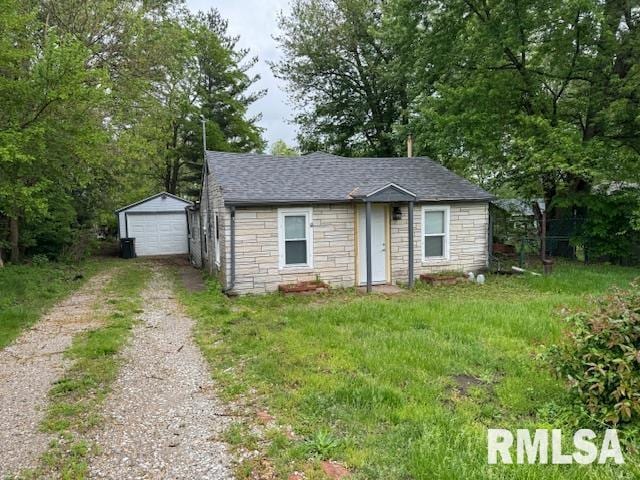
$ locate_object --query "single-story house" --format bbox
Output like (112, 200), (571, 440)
(189, 151), (494, 295)
(116, 192), (192, 256)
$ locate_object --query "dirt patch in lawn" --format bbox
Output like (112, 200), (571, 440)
(451, 374), (487, 396)
(0, 269), (115, 478)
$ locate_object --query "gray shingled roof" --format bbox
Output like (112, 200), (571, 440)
(206, 151), (493, 205)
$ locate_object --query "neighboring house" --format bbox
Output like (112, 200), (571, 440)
(116, 192), (192, 256)
(190, 151), (494, 295)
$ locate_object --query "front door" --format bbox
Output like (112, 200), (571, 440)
(358, 205), (387, 284)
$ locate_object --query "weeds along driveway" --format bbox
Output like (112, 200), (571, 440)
(0, 268), (116, 477)
(88, 269), (233, 480)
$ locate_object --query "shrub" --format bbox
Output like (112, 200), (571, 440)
(571, 188), (640, 265)
(31, 253), (50, 266)
(547, 283), (640, 425)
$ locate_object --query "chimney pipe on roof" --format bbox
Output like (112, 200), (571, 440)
(200, 114), (207, 156)
(407, 134), (413, 158)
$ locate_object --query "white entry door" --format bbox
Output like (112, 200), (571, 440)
(358, 205), (387, 284)
(127, 212), (189, 256)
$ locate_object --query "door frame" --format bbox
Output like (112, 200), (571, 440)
(125, 210), (189, 256)
(354, 204), (391, 286)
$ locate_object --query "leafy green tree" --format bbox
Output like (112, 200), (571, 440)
(0, 1), (265, 262)
(274, 0), (410, 156)
(123, 8), (265, 197)
(0, 0), (107, 263)
(397, 0), (640, 208)
(270, 139), (299, 156)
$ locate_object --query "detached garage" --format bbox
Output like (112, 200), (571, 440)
(116, 192), (192, 256)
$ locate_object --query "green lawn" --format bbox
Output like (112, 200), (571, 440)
(179, 262), (640, 480)
(0, 260), (108, 349)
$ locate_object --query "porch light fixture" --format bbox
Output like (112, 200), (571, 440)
(392, 206), (402, 221)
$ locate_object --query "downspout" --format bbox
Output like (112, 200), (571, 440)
(199, 206), (205, 268)
(487, 207), (493, 269)
(223, 206), (236, 294)
(185, 208), (191, 259)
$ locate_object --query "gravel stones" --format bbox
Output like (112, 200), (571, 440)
(0, 270), (114, 477)
(88, 271), (234, 479)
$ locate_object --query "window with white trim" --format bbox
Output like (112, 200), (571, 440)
(278, 208), (313, 268)
(422, 206), (449, 260)
(214, 212), (220, 265)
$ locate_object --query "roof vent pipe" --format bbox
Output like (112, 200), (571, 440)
(407, 134), (413, 158)
(200, 115), (207, 155)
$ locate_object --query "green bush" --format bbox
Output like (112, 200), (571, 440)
(572, 188), (640, 265)
(31, 254), (50, 266)
(548, 283), (640, 425)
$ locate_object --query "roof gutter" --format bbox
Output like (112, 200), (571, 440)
(223, 197), (495, 207)
(223, 206), (236, 294)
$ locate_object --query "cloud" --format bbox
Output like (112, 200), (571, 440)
(185, 0), (296, 149)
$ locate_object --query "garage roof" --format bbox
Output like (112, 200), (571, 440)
(206, 151), (493, 205)
(115, 192), (192, 213)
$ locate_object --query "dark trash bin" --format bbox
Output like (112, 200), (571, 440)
(120, 237), (136, 259)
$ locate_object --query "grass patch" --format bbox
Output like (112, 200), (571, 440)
(19, 260), (151, 479)
(0, 260), (109, 349)
(177, 262), (640, 479)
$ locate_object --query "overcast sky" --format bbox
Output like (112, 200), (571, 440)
(185, 0), (295, 149)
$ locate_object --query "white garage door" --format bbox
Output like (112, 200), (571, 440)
(127, 212), (188, 256)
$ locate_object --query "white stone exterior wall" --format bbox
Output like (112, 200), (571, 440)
(232, 204), (356, 294)
(390, 202), (489, 282)
(201, 196), (488, 294)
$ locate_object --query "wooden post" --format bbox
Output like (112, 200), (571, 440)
(408, 201), (414, 288)
(365, 200), (372, 293)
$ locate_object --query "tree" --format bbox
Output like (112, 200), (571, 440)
(387, 0), (640, 224)
(0, 1), (266, 261)
(0, 0), (107, 263)
(124, 8), (265, 198)
(274, 0), (410, 156)
(270, 140), (298, 156)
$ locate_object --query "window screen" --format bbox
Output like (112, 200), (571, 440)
(284, 215), (307, 264)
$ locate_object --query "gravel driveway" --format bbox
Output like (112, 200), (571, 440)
(0, 270), (115, 477)
(88, 271), (234, 479)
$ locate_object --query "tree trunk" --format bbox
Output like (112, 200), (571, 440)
(0, 247), (4, 268)
(169, 159), (181, 194)
(9, 216), (19, 263)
